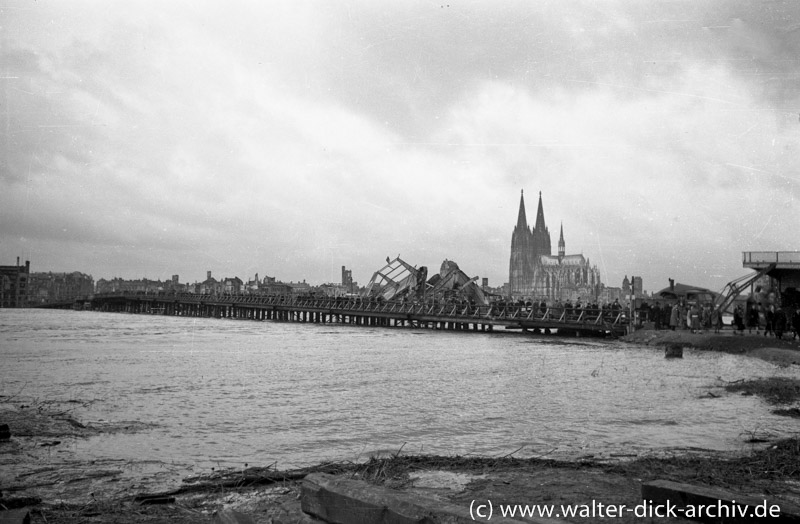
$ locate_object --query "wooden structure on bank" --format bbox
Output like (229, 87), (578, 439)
(38, 293), (630, 337)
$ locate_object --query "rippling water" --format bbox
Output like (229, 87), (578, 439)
(1, 309), (798, 472)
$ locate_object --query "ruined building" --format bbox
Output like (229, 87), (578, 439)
(0, 258), (30, 308)
(509, 190), (601, 301)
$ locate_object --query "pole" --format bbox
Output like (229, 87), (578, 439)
(629, 275), (636, 334)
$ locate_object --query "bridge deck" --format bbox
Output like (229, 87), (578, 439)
(743, 251), (800, 270)
(40, 293), (630, 337)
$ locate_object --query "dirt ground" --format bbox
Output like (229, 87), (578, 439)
(2, 329), (800, 523)
(621, 327), (800, 366)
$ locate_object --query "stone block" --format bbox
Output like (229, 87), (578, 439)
(0, 508), (30, 524)
(664, 343), (683, 358)
(302, 472), (566, 524)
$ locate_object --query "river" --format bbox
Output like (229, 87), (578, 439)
(1, 308), (797, 475)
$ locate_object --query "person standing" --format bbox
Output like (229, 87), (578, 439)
(711, 307), (722, 334)
(765, 304), (775, 337)
(774, 306), (787, 340)
(733, 305), (745, 335)
(669, 303), (679, 331)
(793, 306), (800, 340)
(747, 302), (760, 334)
(690, 303), (701, 333)
(653, 302), (662, 330)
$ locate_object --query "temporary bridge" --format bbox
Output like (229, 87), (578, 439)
(42, 256), (630, 337)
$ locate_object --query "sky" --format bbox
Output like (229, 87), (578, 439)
(2, 0), (799, 293)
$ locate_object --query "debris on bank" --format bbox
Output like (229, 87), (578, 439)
(724, 377), (800, 406)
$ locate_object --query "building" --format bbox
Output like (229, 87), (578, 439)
(509, 190), (601, 302)
(598, 286), (624, 305)
(341, 266), (355, 294)
(287, 280), (312, 295)
(244, 274), (261, 294)
(221, 276), (243, 294)
(27, 271), (94, 305)
(95, 277), (164, 294)
(0, 258), (30, 308)
(622, 275), (644, 298)
(317, 283), (348, 297)
(165, 275), (188, 294)
(199, 271), (220, 295)
(260, 276), (293, 295)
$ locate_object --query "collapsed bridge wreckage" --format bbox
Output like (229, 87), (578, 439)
(362, 256), (489, 306)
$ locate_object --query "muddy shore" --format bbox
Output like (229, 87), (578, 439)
(621, 327), (800, 366)
(2, 330), (800, 523)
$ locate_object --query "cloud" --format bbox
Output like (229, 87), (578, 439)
(431, 62), (799, 289)
(2, 0), (799, 292)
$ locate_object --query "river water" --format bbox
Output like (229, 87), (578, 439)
(1, 309), (798, 475)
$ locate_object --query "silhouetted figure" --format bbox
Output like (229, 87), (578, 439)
(765, 304), (775, 337)
(774, 306), (787, 340)
(747, 302), (760, 334)
(652, 302), (662, 330)
(733, 305), (745, 335)
(669, 303), (679, 331)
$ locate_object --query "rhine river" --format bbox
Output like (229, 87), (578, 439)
(2, 309), (798, 475)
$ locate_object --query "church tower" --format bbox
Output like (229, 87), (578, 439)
(508, 190), (602, 302)
(509, 190), (533, 297)
(531, 191), (552, 258)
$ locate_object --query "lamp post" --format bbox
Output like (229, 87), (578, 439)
(629, 275), (636, 334)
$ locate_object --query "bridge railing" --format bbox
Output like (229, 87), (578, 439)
(91, 292), (628, 328)
(743, 251), (800, 265)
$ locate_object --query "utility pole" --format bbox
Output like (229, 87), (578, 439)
(629, 275), (636, 334)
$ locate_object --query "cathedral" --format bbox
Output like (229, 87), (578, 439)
(509, 190), (601, 301)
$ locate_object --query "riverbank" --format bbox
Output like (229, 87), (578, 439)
(4, 369), (800, 523)
(621, 327), (800, 366)
(3, 419), (800, 524)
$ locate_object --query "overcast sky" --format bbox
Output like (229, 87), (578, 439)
(2, 1), (798, 293)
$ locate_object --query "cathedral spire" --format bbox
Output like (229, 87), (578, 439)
(515, 189), (528, 230)
(534, 191), (546, 232)
(558, 222), (565, 257)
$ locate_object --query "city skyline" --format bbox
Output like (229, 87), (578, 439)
(3, 1), (798, 293)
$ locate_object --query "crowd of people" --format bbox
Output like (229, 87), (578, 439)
(646, 300), (800, 340)
(489, 298), (626, 321)
(731, 301), (800, 339)
(387, 292), (800, 340)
